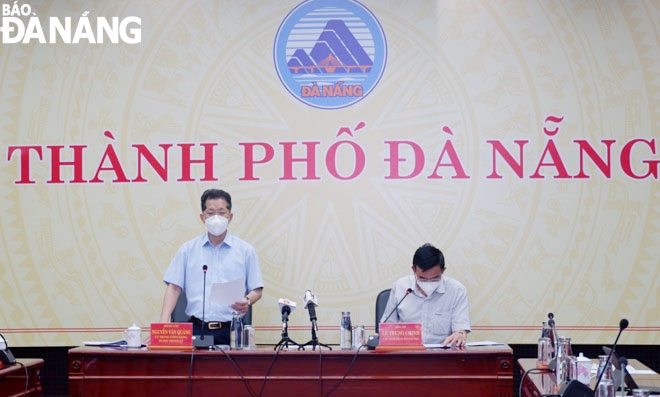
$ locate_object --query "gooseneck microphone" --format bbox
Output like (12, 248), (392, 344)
(200, 265), (208, 341)
(382, 288), (413, 324)
(558, 319), (628, 397)
(593, 319), (629, 392)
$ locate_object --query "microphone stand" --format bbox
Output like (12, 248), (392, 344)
(382, 288), (413, 323)
(301, 304), (331, 351)
(200, 265), (207, 342)
(618, 356), (627, 397)
(594, 319), (629, 393)
(274, 306), (303, 350)
(547, 313), (558, 371)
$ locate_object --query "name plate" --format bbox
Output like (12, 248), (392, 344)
(378, 322), (423, 346)
(148, 323), (193, 350)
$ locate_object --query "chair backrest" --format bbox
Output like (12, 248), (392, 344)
(171, 291), (252, 325)
(171, 292), (188, 322)
(374, 288), (391, 333)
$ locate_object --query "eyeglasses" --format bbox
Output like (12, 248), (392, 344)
(416, 275), (441, 282)
(203, 211), (229, 218)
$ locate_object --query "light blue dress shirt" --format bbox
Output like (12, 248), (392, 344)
(380, 275), (471, 344)
(163, 232), (264, 322)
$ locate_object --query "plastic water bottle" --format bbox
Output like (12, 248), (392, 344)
(230, 312), (243, 350)
(595, 355), (615, 397)
(541, 321), (555, 358)
(555, 336), (571, 385)
(340, 312), (352, 350)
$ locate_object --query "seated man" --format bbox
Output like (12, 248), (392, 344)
(380, 243), (470, 347)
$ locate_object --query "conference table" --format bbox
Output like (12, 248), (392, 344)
(0, 358), (44, 397)
(518, 358), (660, 397)
(68, 344), (513, 396)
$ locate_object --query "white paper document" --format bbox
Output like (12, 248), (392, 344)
(83, 339), (126, 347)
(424, 341), (505, 349)
(626, 365), (657, 375)
(209, 277), (245, 306)
(465, 341), (506, 346)
(424, 344), (450, 349)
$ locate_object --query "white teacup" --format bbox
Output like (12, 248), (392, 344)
(124, 324), (142, 348)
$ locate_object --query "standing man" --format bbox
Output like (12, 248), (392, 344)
(380, 243), (470, 347)
(159, 189), (264, 345)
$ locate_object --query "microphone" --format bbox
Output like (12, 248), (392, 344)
(199, 265), (209, 340)
(201, 265), (208, 340)
(0, 334), (16, 365)
(303, 290), (318, 326)
(274, 299), (303, 350)
(278, 298), (297, 323)
(193, 265), (213, 348)
(382, 288), (413, 324)
(594, 319), (628, 392)
(300, 290), (331, 350)
(548, 312), (557, 348)
(367, 288), (413, 350)
(558, 319), (628, 397)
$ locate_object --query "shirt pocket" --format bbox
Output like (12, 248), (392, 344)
(430, 309), (452, 337)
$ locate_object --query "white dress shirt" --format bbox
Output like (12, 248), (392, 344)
(380, 275), (471, 344)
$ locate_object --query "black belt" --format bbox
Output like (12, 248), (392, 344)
(189, 316), (231, 330)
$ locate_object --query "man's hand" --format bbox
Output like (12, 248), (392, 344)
(441, 330), (468, 348)
(231, 297), (250, 314)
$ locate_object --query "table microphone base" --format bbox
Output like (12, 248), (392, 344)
(558, 380), (594, 397)
(193, 335), (214, 349)
(366, 335), (379, 350)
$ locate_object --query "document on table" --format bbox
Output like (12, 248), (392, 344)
(83, 339), (126, 347)
(424, 344), (450, 349)
(424, 341), (505, 349)
(465, 341), (506, 346)
(626, 365), (657, 375)
(209, 276), (245, 306)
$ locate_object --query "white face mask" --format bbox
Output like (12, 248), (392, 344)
(205, 215), (228, 237)
(417, 280), (440, 296)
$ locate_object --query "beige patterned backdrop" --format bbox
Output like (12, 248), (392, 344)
(1, 0), (658, 347)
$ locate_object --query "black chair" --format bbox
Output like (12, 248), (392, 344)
(171, 291), (252, 325)
(374, 288), (391, 333)
(171, 291), (188, 322)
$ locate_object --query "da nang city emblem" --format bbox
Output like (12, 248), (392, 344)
(274, 0), (387, 109)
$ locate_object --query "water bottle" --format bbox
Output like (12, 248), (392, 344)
(537, 321), (552, 368)
(555, 336), (571, 385)
(537, 336), (551, 369)
(595, 355), (615, 397)
(230, 312), (243, 350)
(340, 312), (352, 350)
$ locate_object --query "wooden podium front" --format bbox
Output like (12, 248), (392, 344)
(69, 345), (513, 396)
(0, 358), (44, 397)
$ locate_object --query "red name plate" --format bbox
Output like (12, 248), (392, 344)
(378, 323), (423, 346)
(148, 322), (193, 350)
